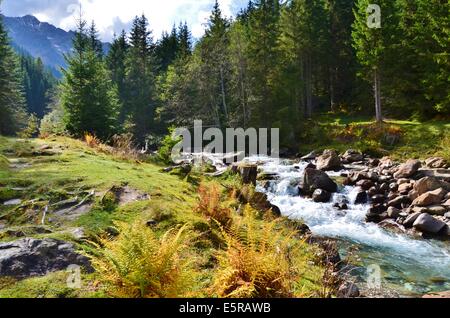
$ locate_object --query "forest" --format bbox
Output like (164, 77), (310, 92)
(1, 0), (448, 147)
(0, 0), (449, 300)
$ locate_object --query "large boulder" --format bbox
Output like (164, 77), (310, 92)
(425, 157), (449, 169)
(316, 150), (343, 171)
(354, 190), (368, 205)
(233, 164), (258, 185)
(403, 212), (422, 228)
(412, 188), (447, 207)
(413, 213), (447, 234)
(300, 168), (338, 195)
(0, 238), (92, 279)
(337, 281), (360, 298)
(312, 189), (332, 203)
(394, 159), (421, 179)
(414, 177), (450, 196)
(387, 195), (412, 209)
(342, 149), (363, 163)
(250, 192), (281, 217)
(301, 151), (320, 161)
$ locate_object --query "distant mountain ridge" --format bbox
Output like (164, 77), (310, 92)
(1, 14), (110, 77)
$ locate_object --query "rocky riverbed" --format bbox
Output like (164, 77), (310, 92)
(242, 149), (450, 297)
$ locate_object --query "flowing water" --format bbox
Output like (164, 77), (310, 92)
(244, 156), (450, 297)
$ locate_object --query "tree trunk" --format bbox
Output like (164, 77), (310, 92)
(374, 68), (383, 123)
(219, 65), (229, 124)
(305, 53), (313, 119)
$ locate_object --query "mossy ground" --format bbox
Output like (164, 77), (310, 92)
(0, 136), (325, 298)
(297, 115), (450, 161)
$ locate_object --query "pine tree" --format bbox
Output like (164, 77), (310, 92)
(0, 8), (27, 135)
(107, 30), (129, 123)
(155, 25), (179, 72)
(88, 21), (104, 58)
(19, 53), (57, 118)
(352, 0), (397, 122)
(199, 0), (232, 127)
(279, 0), (329, 119)
(177, 22), (192, 59)
(124, 15), (157, 142)
(246, 0), (281, 127)
(61, 17), (119, 140)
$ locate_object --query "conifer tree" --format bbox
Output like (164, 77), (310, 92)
(0, 8), (27, 135)
(107, 30), (129, 122)
(61, 17), (119, 140)
(124, 15), (157, 142)
(352, 0), (397, 122)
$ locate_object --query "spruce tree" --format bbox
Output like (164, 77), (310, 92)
(0, 8), (27, 135)
(61, 17), (119, 140)
(352, 0), (397, 122)
(124, 15), (157, 142)
(107, 30), (129, 123)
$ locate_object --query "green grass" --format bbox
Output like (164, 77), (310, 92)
(0, 272), (105, 298)
(0, 136), (326, 298)
(298, 114), (450, 160)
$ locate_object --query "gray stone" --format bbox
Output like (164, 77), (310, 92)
(0, 238), (92, 278)
(312, 189), (332, 203)
(394, 159), (421, 179)
(3, 199), (22, 206)
(412, 188), (447, 207)
(342, 150), (363, 163)
(337, 281), (360, 298)
(316, 150), (343, 171)
(413, 214), (447, 234)
(403, 212), (422, 228)
(425, 157), (448, 169)
(354, 191), (368, 205)
(300, 168), (338, 195)
(414, 177), (450, 196)
(388, 195), (412, 209)
(426, 205), (448, 216)
(387, 207), (401, 218)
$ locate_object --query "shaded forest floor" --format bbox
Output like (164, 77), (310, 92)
(298, 115), (450, 161)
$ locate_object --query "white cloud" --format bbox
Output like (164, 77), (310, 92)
(2, 0), (248, 41)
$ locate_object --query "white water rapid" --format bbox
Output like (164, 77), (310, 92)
(244, 156), (450, 296)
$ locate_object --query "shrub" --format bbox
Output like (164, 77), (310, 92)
(111, 133), (140, 160)
(195, 183), (232, 228)
(84, 133), (101, 149)
(39, 103), (67, 138)
(17, 114), (40, 138)
(92, 220), (195, 298)
(158, 128), (182, 165)
(212, 205), (323, 298)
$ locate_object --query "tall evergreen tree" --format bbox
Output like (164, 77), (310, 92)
(124, 15), (157, 142)
(107, 30), (129, 123)
(177, 22), (192, 58)
(61, 17), (119, 140)
(88, 21), (104, 58)
(0, 8), (27, 135)
(19, 53), (57, 118)
(352, 0), (397, 122)
(246, 0), (281, 127)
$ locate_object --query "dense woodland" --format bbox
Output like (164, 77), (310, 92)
(0, 0), (449, 146)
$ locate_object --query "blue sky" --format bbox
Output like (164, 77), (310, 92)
(1, 0), (249, 41)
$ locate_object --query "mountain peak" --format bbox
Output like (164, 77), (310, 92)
(2, 15), (110, 78)
(21, 15), (41, 25)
